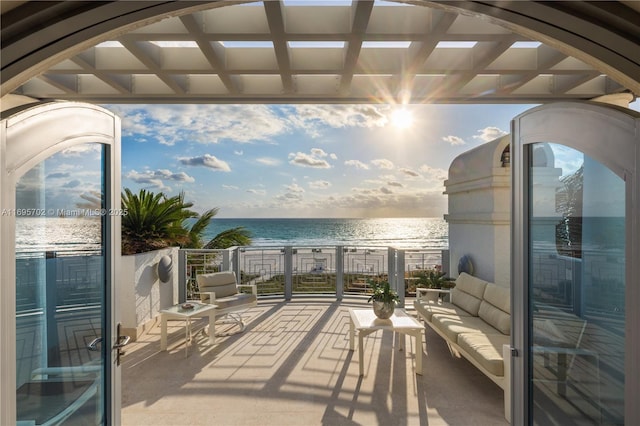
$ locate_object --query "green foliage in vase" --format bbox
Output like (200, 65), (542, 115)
(367, 279), (399, 304)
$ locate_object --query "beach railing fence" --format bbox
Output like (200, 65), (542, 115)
(180, 246), (446, 305)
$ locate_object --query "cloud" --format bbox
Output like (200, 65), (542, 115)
(179, 154), (231, 172)
(380, 187), (393, 194)
(62, 179), (82, 188)
(276, 192), (303, 202)
(387, 181), (404, 187)
(47, 172), (70, 179)
(398, 168), (421, 178)
(309, 180), (331, 189)
(256, 157), (281, 166)
(344, 160), (369, 170)
(222, 184), (239, 190)
(371, 159), (394, 170)
(108, 104), (290, 145)
(288, 150), (332, 168)
(473, 126), (508, 142)
(420, 165), (448, 181)
(330, 153), (338, 160)
(285, 183), (305, 193)
(443, 135), (466, 145)
(126, 169), (195, 190)
(286, 104), (388, 137)
(109, 104), (394, 146)
(247, 189), (266, 195)
(234, 150), (244, 156)
(311, 148), (328, 157)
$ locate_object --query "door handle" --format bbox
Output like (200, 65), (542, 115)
(87, 337), (103, 352)
(114, 323), (130, 366)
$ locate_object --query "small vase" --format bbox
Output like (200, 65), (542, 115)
(372, 301), (395, 319)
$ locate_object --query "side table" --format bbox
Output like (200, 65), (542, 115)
(160, 302), (217, 357)
(348, 308), (424, 375)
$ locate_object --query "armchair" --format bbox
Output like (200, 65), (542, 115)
(196, 271), (257, 332)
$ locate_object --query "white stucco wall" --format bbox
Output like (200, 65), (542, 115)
(119, 247), (179, 339)
(445, 135), (511, 285)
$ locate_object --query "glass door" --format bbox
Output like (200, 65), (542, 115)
(527, 144), (624, 423)
(1, 102), (122, 425)
(512, 102), (640, 425)
(15, 144), (108, 425)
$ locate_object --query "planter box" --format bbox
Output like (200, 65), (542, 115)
(119, 247), (179, 340)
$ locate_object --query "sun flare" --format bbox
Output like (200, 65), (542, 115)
(391, 108), (414, 129)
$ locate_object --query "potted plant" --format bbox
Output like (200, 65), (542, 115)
(367, 279), (399, 319)
(415, 266), (455, 302)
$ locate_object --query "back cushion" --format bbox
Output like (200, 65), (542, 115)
(478, 301), (510, 334)
(451, 289), (483, 316)
(483, 283), (511, 314)
(197, 271), (238, 299)
(451, 273), (488, 316)
(478, 284), (511, 335)
(455, 273), (488, 298)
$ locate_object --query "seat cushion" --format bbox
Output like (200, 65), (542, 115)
(414, 300), (473, 322)
(431, 314), (502, 342)
(457, 333), (510, 377)
(215, 293), (257, 312)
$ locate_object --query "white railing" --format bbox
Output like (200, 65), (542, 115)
(180, 246), (447, 306)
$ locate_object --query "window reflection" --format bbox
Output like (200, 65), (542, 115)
(16, 143), (106, 425)
(529, 143), (624, 424)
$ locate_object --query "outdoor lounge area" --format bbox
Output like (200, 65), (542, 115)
(120, 298), (507, 425)
(2, 1), (640, 425)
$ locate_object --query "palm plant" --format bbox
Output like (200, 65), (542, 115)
(203, 226), (252, 249)
(121, 188), (252, 254)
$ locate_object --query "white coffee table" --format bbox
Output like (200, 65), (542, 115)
(348, 308), (424, 375)
(160, 302), (217, 357)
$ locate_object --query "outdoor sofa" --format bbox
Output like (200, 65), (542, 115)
(413, 272), (511, 422)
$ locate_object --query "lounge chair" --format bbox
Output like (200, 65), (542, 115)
(196, 271), (257, 332)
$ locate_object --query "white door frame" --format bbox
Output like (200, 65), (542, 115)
(0, 101), (122, 425)
(511, 101), (640, 424)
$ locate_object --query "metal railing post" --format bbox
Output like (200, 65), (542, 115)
(232, 247), (240, 279)
(396, 248), (406, 308)
(284, 246), (293, 300)
(178, 249), (187, 303)
(336, 246), (344, 300)
(222, 248), (230, 271)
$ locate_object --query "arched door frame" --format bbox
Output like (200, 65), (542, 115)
(511, 101), (640, 424)
(0, 101), (122, 425)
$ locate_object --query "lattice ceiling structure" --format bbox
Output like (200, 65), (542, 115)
(9, 0), (632, 104)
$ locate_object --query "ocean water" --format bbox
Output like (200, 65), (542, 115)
(16, 217), (103, 254)
(15, 217), (448, 253)
(204, 217), (448, 249)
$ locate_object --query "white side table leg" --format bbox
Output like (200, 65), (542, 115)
(349, 318), (355, 351)
(358, 331), (364, 376)
(185, 318), (190, 358)
(415, 331), (423, 375)
(160, 314), (168, 351)
(208, 308), (216, 345)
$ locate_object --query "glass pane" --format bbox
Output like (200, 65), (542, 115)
(529, 143), (625, 424)
(16, 143), (106, 425)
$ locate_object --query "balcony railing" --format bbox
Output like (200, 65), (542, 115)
(179, 246), (447, 306)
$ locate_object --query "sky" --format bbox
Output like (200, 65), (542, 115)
(106, 100), (639, 219)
